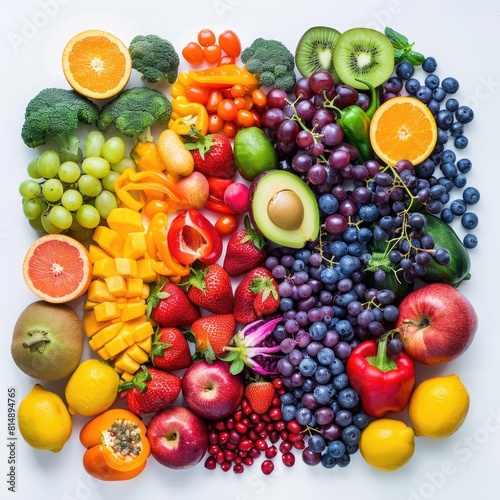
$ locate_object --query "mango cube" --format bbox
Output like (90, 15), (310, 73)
(104, 275), (128, 297)
(107, 208), (144, 240)
(136, 258), (157, 283)
(88, 244), (112, 263)
(92, 258), (118, 279)
(88, 279), (116, 302)
(114, 258), (138, 278)
(92, 226), (124, 257)
(93, 301), (121, 322)
(123, 232), (147, 259)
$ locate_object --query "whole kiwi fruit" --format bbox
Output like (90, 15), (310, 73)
(11, 301), (84, 381)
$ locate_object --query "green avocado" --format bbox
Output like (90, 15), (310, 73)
(233, 126), (279, 181)
(249, 170), (320, 249)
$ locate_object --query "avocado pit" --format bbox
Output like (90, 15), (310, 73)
(268, 189), (304, 230)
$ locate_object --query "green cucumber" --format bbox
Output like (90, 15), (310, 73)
(421, 211), (471, 285)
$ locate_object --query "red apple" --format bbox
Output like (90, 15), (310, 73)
(396, 283), (478, 365)
(182, 359), (244, 420)
(146, 406), (208, 469)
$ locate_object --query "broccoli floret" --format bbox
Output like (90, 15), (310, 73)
(21, 88), (99, 162)
(96, 87), (172, 142)
(129, 34), (180, 84)
(241, 38), (296, 92)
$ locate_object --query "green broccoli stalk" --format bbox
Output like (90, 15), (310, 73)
(96, 87), (173, 143)
(21, 88), (99, 162)
(241, 38), (297, 92)
(129, 34), (180, 84)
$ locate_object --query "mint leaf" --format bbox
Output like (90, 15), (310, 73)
(406, 50), (425, 66)
(384, 27), (408, 48)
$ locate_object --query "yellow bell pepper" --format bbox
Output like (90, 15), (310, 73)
(168, 96), (209, 136)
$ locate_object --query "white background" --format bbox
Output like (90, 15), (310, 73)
(0, 0), (498, 499)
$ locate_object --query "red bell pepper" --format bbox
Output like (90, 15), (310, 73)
(167, 208), (222, 265)
(345, 335), (415, 418)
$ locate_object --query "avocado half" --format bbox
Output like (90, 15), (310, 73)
(249, 170), (320, 249)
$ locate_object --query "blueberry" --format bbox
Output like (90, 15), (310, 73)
(336, 453), (351, 467)
(357, 227), (372, 243)
(435, 109), (454, 130)
(341, 425), (361, 446)
(299, 357), (317, 376)
(442, 77), (459, 93)
(327, 440), (346, 459)
(436, 129), (449, 145)
(358, 203), (379, 222)
(318, 193), (339, 215)
(414, 159), (435, 178)
(463, 233), (478, 249)
(313, 384), (334, 405)
(329, 240), (348, 257)
(309, 321), (328, 341)
(453, 173), (467, 188)
(337, 387), (360, 409)
(450, 121), (464, 137)
(280, 297), (294, 312)
(384, 76), (403, 93)
(440, 207), (454, 223)
(432, 87), (447, 102)
(450, 198), (467, 215)
(352, 411), (370, 429)
(422, 56), (437, 72)
(295, 407), (313, 425)
(457, 158), (472, 173)
(334, 409), (353, 427)
(426, 99), (440, 115)
(317, 347), (335, 365)
(416, 85), (433, 103)
(441, 149), (456, 163)
(396, 61), (414, 80)
(405, 77), (420, 94)
(308, 433), (326, 453)
(329, 358), (345, 376)
(424, 74), (440, 90)
(440, 161), (458, 179)
(437, 176), (454, 193)
(281, 404), (297, 421)
(321, 454), (336, 469)
(446, 98), (460, 112)
(454, 135), (469, 149)
(332, 373), (349, 391)
(461, 212), (478, 229)
(463, 186), (480, 204)
(455, 105), (474, 124)
(314, 365), (332, 384)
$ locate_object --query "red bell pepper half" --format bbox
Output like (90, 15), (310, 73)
(345, 335), (415, 418)
(167, 208), (222, 265)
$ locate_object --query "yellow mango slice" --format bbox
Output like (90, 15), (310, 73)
(121, 302), (147, 322)
(82, 310), (110, 338)
(104, 275), (128, 297)
(93, 301), (121, 322)
(88, 244), (112, 263)
(107, 208), (144, 240)
(114, 257), (138, 278)
(92, 226), (124, 257)
(123, 232), (147, 259)
(87, 279), (116, 302)
(92, 257), (118, 279)
(137, 334), (153, 353)
(88, 322), (123, 351)
(136, 258), (158, 283)
(119, 371), (135, 383)
(102, 333), (131, 359)
(125, 278), (145, 299)
(114, 352), (141, 374)
(83, 300), (100, 312)
(125, 344), (150, 364)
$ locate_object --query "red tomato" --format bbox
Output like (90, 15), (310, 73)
(249, 109), (262, 128)
(215, 215), (239, 235)
(230, 84), (247, 98)
(218, 30), (241, 58)
(217, 99), (239, 121)
(197, 28), (216, 47)
(203, 44), (222, 64)
(252, 89), (268, 109)
(223, 120), (237, 138)
(233, 96), (246, 110)
(217, 55), (235, 66)
(185, 85), (210, 105)
(206, 89), (224, 113)
(235, 109), (255, 128)
(182, 42), (204, 65)
(207, 114), (225, 134)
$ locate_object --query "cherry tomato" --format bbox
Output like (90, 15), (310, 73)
(249, 109), (262, 128)
(217, 55), (235, 66)
(185, 85), (210, 105)
(223, 120), (238, 138)
(235, 109), (255, 128)
(222, 87), (234, 99)
(203, 44), (222, 64)
(231, 84), (247, 98)
(252, 89), (268, 109)
(215, 214), (239, 235)
(197, 28), (216, 47)
(218, 30), (241, 58)
(217, 99), (239, 121)
(233, 96), (246, 110)
(207, 114), (225, 134)
(242, 94), (254, 110)
(182, 42), (204, 65)
(206, 89), (224, 113)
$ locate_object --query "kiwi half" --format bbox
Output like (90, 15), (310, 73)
(295, 26), (341, 82)
(333, 27), (394, 90)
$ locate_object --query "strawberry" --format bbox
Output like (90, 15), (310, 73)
(188, 313), (236, 362)
(184, 128), (235, 178)
(244, 380), (276, 414)
(150, 326), (193, 371)
(147, 281), (201, 327)
(233, 266), (275, 324)
(184, 263), (233, 314)
(119, 365), (182, 415)
(223, 216), (267, 277)
(252, 276), (280, 317)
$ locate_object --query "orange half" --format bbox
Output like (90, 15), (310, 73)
(369, 96), (438, 166)
(23, 234), (92, 303)
(62, 29), (132, 100)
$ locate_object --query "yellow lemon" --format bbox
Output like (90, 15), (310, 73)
(17, 384), (72, 453)
(359, 418), (415, 472)
(65, 359), (120, 416)
(408, 374), (470, 439)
